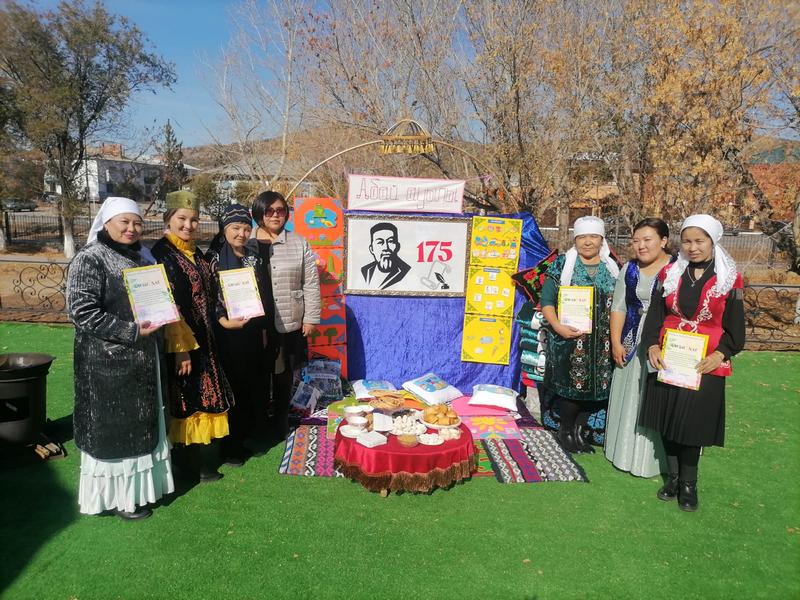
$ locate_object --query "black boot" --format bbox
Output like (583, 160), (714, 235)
(197, 443), (223, 483)
(557, 425), (579, 453)
(574, 424), (595, 454)
(115, 506), (153, 521)
(678, 480), (698, 512)
(657, 475), (679, 501)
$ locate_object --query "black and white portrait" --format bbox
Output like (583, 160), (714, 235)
(360, 222), (411, 290)
(345, 214), (470, 297)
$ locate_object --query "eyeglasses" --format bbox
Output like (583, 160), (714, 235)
(265, 207), (286, 217)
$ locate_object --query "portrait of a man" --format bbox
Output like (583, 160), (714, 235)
(360, 222), (411, 290)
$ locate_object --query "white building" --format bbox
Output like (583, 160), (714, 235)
(46, 143), (199, 202)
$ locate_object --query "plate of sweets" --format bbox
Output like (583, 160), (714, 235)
(421, 404), (461, 429)
(418, 432), (444, 446)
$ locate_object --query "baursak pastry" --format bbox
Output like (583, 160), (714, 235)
(422, 404), (459, 425)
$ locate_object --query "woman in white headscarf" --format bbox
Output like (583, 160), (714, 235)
(67, 197), (174, 520)
(540, 216), (620, 454)
(640, 214), (745, 512)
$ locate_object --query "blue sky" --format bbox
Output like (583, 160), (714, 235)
(37, 0), (234, 148)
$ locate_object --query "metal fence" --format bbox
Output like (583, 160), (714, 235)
(2, 213), (220, 245)
(2, 259), (798, 350)
(539, 227), (788, 270)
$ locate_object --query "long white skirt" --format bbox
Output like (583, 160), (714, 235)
(78, 348), (175, 514)
(604, 347), (665, 478)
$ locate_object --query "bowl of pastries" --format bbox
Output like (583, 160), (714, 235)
(369, 391), (407, 414)
(421, 404), (461, 429)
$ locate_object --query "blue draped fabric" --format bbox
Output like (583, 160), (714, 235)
(345, 212), (550, 391)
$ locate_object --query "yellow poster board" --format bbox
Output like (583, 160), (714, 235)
(469, 216), (523, 270)
(461, 313), (512, 365)
(465, 266), (515, 318)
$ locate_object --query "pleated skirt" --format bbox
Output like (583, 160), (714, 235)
(604, 349), (665, 478)
(639, 372), (726, 447)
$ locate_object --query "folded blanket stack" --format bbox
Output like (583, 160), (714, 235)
(516, 300), (547, 384)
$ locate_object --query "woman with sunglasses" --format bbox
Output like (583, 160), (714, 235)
(247, 191), (321, 441)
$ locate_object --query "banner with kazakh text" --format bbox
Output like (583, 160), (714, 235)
(347, 173), (465, 214)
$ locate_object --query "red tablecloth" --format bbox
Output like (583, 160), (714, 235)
(334, 424), (476, 493)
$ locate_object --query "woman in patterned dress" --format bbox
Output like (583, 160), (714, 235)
(151, 191), (233, 482)
(540, 216), (620, 453)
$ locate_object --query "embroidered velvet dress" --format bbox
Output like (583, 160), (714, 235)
(604, 261), (666, 477)
(639, 261), (746, 447)
(206, 239), (271, 450)
(152, 232), (233, 445)
(540, 254), (617, 443)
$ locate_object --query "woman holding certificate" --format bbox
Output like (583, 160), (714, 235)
(605, 218), (673, 477)
(152, 190), (233, 482)
(67, 196), (174, 520)
(540, 216), (620, 454)
(248, 191), (321, 441)
(206, 203), (270, 465)
(641, 214), (745, 512)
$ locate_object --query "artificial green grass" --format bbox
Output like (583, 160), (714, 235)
(0, 322), (798, 599)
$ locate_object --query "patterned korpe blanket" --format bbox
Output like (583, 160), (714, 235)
(278, 425), (343, 477)
(279, 424), (586, 483)
(482, 428), (588, 483)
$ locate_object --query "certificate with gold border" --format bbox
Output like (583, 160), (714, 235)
(558, 286), (593, 333)
(657, 329), (709, 391)
(218, 267), (265, 321)
(122, 264), (180, 326)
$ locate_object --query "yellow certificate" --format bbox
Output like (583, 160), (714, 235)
(122, 264), (180, 326)
(558, 286), (593, 333)
(657, 329), (709, 391)
(218, 267), (265, 321)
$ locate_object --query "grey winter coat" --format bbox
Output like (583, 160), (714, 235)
(67, 241), (160, 460)
(247, 230), (321, 333)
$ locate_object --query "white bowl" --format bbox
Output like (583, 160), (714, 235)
(345, 415), (368, 429)
(359, 404), (375, 414)
(344, 406), (365, 418)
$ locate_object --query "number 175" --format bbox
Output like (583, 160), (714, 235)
(416, 241), (453, 262)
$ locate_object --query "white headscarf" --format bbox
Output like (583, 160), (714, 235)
(87, 197), (142, 243)
(662, 214), (737, 297)
(560, 216), (620, 286)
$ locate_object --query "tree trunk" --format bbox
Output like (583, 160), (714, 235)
(557, 199), (570, 253)
(0, 212), (7, 252)
(792, 191), (800, 275)
(62, 215), (76, 259)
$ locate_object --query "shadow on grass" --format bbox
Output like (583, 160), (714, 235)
(0, 458), (76, 595)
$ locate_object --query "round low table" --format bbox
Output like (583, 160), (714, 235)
(334, 424), (476, 495)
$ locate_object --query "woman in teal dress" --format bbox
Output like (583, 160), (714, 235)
(605, 218), (672, 477)
(540, 216), (620, 453)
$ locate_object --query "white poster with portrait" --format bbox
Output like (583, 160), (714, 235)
(344, 214), (470, 297)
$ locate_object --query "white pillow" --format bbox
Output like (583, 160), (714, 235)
(351, 379), (397, 400)
(402, 373), (462, 405)
(468, 384), (518, 412)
